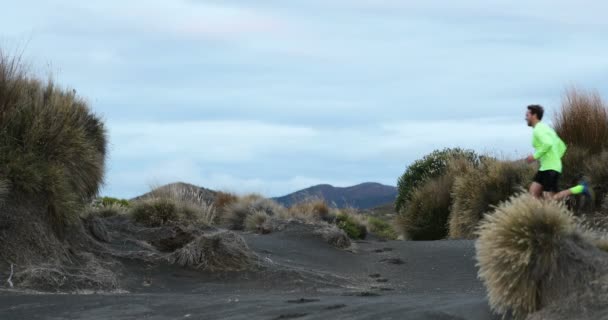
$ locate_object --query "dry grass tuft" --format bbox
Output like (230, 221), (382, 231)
(476, 193), (584, 319)
(314, 224), (352, 249)
(554, 88), (608, 154)
(286, 199), (332, 223)
(449, 159), (534, 239)
(168, 231), (256, 271)
(244, 211), (273, 234)
(223, 195), (285, 230)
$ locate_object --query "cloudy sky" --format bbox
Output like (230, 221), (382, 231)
(2, 0), (608, 198)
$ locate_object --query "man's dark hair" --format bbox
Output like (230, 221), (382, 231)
(527, 104), (544, 120)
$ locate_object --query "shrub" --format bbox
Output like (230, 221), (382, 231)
(335, 212), (367, 240)
(367, 217), (398, 240)
(396, 156), (477, 240)
(554, 88), (608, 155)
(395, 148), (480, 212)
(397, 174), (453, 240)
(0, 53), (107, 231)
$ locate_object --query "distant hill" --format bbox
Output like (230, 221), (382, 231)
(273, 182), (397, 209)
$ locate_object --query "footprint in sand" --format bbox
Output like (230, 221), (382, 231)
(273, 313), (308, 319)
(373, 247), (393, 253)
(325, 304), (347, 310)
(369, 273), (382, 278)
(286, 298), (320, 304)
(380, 257), (405, 265)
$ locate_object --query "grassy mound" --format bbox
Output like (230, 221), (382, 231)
(286, 199), (332, 223)
(476, 193), (608, 319)
(367, 217), (398, 240)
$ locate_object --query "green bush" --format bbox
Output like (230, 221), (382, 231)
(336, 213), (367, 240)
(100, 197), (130, 207)
(130, 198), (179, 227)
(0, 53), (107, 231)
(395, 148), (480, 212)
(367, 217), (398, 240)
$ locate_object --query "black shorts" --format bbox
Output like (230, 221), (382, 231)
(533, 170), (561, 193)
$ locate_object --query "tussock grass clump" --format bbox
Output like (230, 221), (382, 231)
(130, 198), (179, 227)
(286, 199), (332, 223)
(476, 193), (605, 319)
(130, 184), (217, 227)
(449, 159), (534, 239)
(314, 224), (352, 249)
(0, 53), (107, 231)
(554, 88), (608, 155)
(168, 231), (256, 272)
(244, 211), (273, 234)
(223, 194), (285, 230)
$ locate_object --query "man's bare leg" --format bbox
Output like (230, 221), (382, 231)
(529, 182), (543, 199)
(553, 189), (572, 201)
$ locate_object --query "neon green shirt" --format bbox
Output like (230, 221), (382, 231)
(532, 122), (567, 172)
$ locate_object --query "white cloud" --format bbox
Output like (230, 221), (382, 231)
(104, 118), (533, 197)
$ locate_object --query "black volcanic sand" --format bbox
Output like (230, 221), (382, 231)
(0, 223), (501, 320)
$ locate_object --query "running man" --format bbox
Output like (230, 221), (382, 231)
(525, 104), (593, 201)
